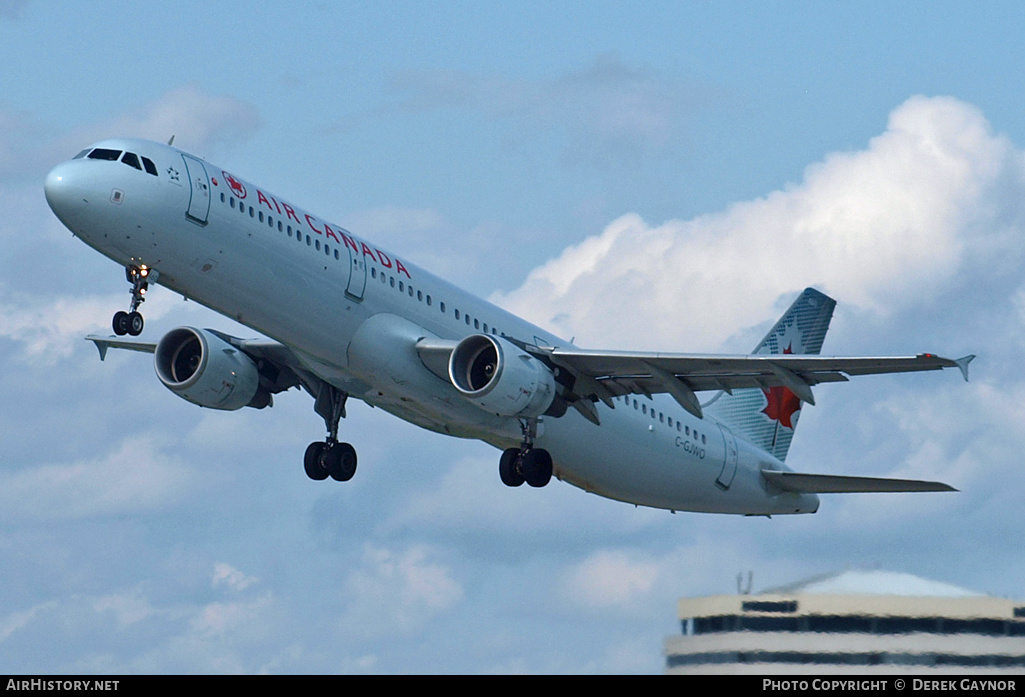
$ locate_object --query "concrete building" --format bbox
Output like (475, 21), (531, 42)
(665, 570), (1025, 674)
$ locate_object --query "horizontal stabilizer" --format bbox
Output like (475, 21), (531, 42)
(762, 469), (957, 494)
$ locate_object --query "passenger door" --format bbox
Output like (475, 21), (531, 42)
(181, 154), (210, 225)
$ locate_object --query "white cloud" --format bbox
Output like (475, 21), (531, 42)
(492, 96), (1025, 352)
(0, 84), (260, 182)
(92, 588), (159, 629)
(0, 434), (197, 521)
(560, 549), (660, 610)
(340, 544), (463, 638)
(0, 289), (196, 366)
(212, 562), (259, 593)
(0, 600), (57, 643)
(91, 84), (260, 155)
(190, 593), (274, 638)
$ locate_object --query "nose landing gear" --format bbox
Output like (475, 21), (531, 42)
(112, 265), (156, 336)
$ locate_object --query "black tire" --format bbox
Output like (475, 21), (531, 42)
(127, 311), (144, 336)
(326, 442), (357, 482)
(499, 447), (524, 487)
(522, 448), (553, 488)
(112, 311), (130, 336)
(304, 442), (329, 480)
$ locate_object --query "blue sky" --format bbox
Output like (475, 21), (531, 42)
(2, 0), (1025, 674)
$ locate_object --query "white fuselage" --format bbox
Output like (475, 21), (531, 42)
(45, 138), (818, 515)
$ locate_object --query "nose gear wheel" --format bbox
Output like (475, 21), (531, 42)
(112, 265), (154, 336)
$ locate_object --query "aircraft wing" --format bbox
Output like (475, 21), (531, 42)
(535, 347), (975, 419)
(85, 332), (315, 402)
(762, 470), (957, 494)
(86, 335), (157, 359)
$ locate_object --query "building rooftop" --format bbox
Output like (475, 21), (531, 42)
(759, 569), (984, 599)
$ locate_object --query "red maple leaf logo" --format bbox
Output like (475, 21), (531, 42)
(762, 344), (801, 429)
(223, 171), (246, 199)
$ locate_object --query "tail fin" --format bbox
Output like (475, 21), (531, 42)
(705, 288), (836, 462)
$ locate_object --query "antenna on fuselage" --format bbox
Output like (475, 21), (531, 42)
(167, 135), (175, 146)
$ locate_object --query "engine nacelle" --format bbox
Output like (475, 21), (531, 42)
(154, 327), (265, 411)
(448, 334), (557, 418)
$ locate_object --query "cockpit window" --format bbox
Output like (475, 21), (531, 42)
(120, 152), (142, 170)
(87, 148), (122, 161)
(79, 147), (158, 175)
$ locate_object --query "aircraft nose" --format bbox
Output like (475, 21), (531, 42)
(44, 161), (90, 222)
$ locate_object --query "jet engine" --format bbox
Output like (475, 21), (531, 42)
(154, 327), (268, 411)
(448, 334), (557, 418)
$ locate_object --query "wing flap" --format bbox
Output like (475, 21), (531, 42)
(762, 469), (957, 494)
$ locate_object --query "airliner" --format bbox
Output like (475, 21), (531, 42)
(43, 138), (974, 516)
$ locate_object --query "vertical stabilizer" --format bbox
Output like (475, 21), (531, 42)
(705, 288), (836, 461)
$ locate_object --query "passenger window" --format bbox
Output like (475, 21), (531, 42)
(141, 156), (158, 176)
(120, 152), (142, 170)
(87, 148), (121, 161)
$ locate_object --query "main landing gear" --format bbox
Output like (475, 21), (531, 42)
(304, 385), (358, 482)
(112, 265), (154, 336)
(499, 418), (553, 488)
